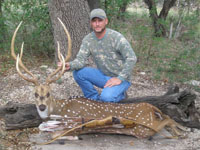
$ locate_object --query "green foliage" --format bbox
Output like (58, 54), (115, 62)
(0, 0), (53, 58)
(102, 0), (133, 23)
(181, 15), (200, 41)
(108, 5), (200, 84)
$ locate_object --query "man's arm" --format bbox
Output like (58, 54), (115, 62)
(57, 37), (91, 71)
(69, 45), (90, 71)
(117, 36), (137, 81)
(104, 36), (137, 87)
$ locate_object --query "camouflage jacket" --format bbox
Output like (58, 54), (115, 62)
(69, 28), (137, 82)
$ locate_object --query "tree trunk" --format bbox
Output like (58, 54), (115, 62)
(1, 86), (199, 130)
(87, 0), (100, 10)
(159, 0), (177, 19)
(48, 0), (90, 62)
(0, 102), (42, 130)
(143, 0), (165, 37)
(143, 0), (177, 37)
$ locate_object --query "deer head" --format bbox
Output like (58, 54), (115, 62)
(11, 18), (72, 119)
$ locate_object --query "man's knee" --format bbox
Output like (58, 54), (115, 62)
(73, 68), (85, 81)
(73, 67), (91, 81)
(73, 71), (80, 83)
(100, 92), (119, 103)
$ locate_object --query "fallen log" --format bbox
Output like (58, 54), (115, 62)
(0, 86), (199, 130)
(0, 102), (42, 130)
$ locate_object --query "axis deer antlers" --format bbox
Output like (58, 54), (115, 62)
(11, 18), (71, 119)
(11, 19), (185, 144)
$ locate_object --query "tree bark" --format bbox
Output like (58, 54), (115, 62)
(159, 0), (177, 19)
(48, 0), (90, 61)
(87, 0), (100, 10)
(143, 0), (177, 37)
(0, 102), (42, 130)
(0, 86), (199, 130)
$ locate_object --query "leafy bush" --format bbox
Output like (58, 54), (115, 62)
(1, 0), (53, 58)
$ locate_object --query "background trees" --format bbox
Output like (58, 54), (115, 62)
(0, 0), (199, 86)
(48, 0), (90, 61)
(48, 0), (102, 61)
(143, 0), (177, 37)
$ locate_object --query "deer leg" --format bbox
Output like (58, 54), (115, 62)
(84, 116), (114, 128)
(39, 116), (117, 145)
(153, 117), (185, 138)
(165, 120), (187, 138)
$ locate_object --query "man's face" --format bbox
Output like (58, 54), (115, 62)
(90, 17), (108, 33)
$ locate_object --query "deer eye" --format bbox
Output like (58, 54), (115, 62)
(35, 93), (39, 98)
(46, 92), (50, 98)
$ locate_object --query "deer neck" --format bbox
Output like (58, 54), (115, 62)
(49, 97), (58, 115)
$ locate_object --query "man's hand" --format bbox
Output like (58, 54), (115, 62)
(57, 62), (70, 71)
(104, 77), (122, 88)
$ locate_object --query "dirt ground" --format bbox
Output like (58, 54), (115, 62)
(0, 67), (200, 150)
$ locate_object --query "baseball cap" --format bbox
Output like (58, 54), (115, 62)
(90, 8), (107, 20)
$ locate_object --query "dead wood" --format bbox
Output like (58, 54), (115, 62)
(0, 102), (42, 130)
(0, 85), (199, 130)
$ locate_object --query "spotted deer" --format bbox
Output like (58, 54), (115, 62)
(11, 18), (71, 119)
(11, 19), (185, 144)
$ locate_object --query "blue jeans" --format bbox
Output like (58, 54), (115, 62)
(73, 67), (131, 102)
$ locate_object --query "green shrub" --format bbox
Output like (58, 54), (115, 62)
(1, 0), (53, 58)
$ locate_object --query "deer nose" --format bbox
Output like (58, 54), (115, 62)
(40, 96), (44, 100)
(39, 104), (46, 111)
